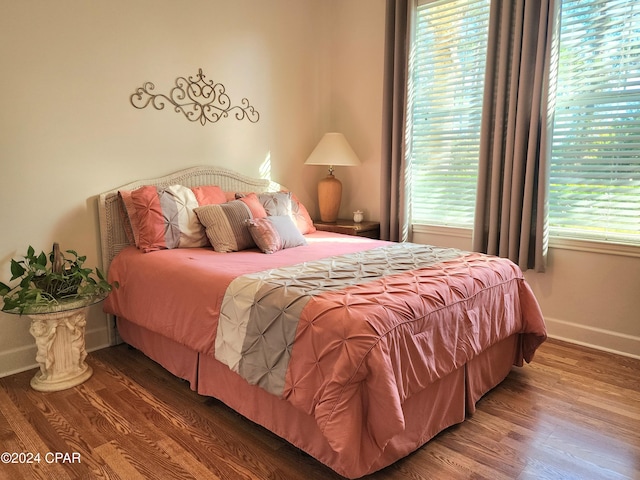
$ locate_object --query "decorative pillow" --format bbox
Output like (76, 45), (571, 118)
(128, 185), (208, 253)
(259, 192), (293, 216)
(118, 190), (139, 246)
(237, 191), (316, 235)
(236, 192), (267, 219)
(290, 193), (316, 234)
(248, 216), (307, 254)
(194, 200), (257, 252)
(191, 185), (227, 206)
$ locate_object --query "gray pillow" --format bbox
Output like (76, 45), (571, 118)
(247, 215), (307, 254)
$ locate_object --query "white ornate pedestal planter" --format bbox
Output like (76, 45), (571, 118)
(24, 298), (99, 392)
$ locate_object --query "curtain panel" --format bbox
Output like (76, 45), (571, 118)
(472, 0), (559, 272)
(380, 0), (412, 242)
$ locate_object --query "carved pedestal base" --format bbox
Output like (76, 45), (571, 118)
(27, 307), (93, 392)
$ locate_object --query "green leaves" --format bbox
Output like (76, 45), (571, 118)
(1, 244), (117, 314)
(10, 259), (26, 280)
(36, 251), (47, 267)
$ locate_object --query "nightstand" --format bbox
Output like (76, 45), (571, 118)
(314, 219), (381, 239)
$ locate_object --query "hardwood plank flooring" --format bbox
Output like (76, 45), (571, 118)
(0, 338), (638, 479)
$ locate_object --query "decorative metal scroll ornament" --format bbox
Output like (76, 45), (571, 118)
(130, 68), (259, 125)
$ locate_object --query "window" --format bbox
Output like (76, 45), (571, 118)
(549, 0), (640, 245)
(409, 0), (491, 228)
(409, 0), (640, 248)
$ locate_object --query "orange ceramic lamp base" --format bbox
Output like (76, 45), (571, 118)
(317, 172), (342, 223)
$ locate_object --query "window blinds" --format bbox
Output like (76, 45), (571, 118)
(550, 0), (640, 244)
(409, 0), (491, 227)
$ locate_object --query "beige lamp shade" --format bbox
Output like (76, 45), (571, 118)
(305, 133), (360, 222)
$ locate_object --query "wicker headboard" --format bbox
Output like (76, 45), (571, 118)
(97, 165), (283, 275)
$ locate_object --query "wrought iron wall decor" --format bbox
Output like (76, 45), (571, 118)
(130, 68), (260, 125)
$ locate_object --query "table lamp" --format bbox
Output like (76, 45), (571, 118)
(304, 133), (361, 222)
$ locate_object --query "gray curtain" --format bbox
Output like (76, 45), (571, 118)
(472, 0), (559, 272)
(380, 0), (411, 242)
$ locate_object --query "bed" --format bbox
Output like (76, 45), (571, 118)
(97, 165), (546, 479)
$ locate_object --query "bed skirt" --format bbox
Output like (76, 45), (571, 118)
(116, 317), (517, 478)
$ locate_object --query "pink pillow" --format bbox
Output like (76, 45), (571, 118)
(237, 192), (267, 219)
(291, 193), (316, 234)
(129, 186), (168, 252)
(247, 216), (307, 254)
(123, 185), (208, 253)
(118, 190), (140, 246)
(191, 185), (227, 206)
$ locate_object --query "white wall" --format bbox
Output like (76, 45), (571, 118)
(324, 0), (385, 223)
(525, 245), (640, 357)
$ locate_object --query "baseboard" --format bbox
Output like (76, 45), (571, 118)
(0, 326), (111, 378)
(0, 344), (38, 378)
(545, 316), (640, 360)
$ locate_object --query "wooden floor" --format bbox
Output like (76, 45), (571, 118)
(0, 338), (638, 480)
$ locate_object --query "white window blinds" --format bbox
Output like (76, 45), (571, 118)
(409, 0), (491, 227)
(550, 0), (640, 245)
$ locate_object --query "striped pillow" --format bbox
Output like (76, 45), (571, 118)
(194, 199), (260, 252)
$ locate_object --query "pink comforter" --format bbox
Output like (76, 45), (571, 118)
(104, 232), (546, 471)
(284, 249), (545, 468)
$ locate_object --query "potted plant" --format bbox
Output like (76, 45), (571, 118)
(1, 243), (118, 391)
(0, 243), (116, 315)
